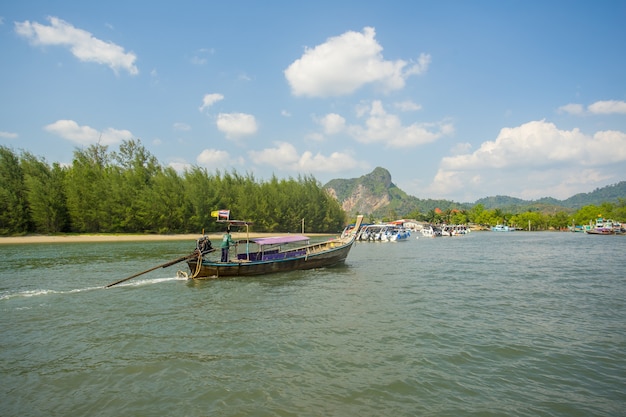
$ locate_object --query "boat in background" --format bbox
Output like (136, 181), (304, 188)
(356, 224), (410, 241)
(491, 224), (514, 232)
(387, 226), (411, 241)
(585, 217), (624, 235)
(185, 215), (364, 278)
(420, 225), (441, 238)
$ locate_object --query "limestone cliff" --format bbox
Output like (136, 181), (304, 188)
(324, 167), (399, 216)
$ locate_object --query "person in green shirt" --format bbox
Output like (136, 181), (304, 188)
(220, 227), (234, 262)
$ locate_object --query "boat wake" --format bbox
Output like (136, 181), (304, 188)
(1, 276), (187, 300)
(111, 276), (186, 288)
(0, 285), (102, 301)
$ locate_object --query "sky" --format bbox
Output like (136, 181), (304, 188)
(1, 1), (626, 203)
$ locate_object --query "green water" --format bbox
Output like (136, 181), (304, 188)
(1, 233), (625, 416)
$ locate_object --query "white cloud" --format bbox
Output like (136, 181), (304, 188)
(426, 120), (626, 201)
(348, 100), (453, 148)
(249, 142), (299, 167)
(558, 103), (584, 115)
(199, 93), (224, 112)
(588, 100), (626, 115)
(168, 159), (192, 172)
(318, 113), (346, 135)
(0, 131), (18, 139)
(191, 48), (214, 65)
(216, 113), (258, 139)
(248, 142), (361, 173)
(44, 119), (132, 145)
(558, 100), (626, 116)
(173, 122), (191, 131)
(284, 27), (430, 97)
(15, 16), (138, 75)
(394, 100), (422, 112)
(196, 148), (228, 165)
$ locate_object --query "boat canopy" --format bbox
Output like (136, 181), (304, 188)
(251, 235), (309, 246)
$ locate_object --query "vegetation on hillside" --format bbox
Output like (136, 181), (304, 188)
(0, 142), (346, 236)
(324, 167), (625, 230)
(399, 202), (626, 231)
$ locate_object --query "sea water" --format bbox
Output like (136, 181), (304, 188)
(1, 232), (625, 416)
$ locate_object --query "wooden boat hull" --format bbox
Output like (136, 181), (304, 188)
(585, 228), (614, 235)
(187, 239), (354, 278)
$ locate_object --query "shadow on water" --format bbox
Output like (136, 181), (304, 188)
(184, 260), (355, 291)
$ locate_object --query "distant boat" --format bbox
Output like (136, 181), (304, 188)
(185, 215), (364, 278)
(585, 217), (623, 235)
(387, 227), (411, 242)
(491, 225), (513, 232)
(356, 224), (410, 241)
(585, 228), (614, 235)
(441, 225), (468, 236)
(420, 225), (441, 238)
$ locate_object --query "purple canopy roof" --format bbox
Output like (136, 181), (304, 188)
(251, 235), (309, 245)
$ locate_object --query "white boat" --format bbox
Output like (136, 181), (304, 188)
(491, 224), (513, 232)
(357, 224), (411, 241)
(420, 225), (441, 238)
(585, 218), (624, 235)
(388, 227), (411, 241)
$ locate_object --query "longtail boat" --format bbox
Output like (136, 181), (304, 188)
(184, 215), (363, 278)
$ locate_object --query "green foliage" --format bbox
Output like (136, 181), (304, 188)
(0, 146), (30, 234)
(0, 141), (347, 236)
(21, 152), (69, 233)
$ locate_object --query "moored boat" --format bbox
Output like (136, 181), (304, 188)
(420, 224), (441, 238)
(185, 215), (364, 278)
(584, 217), (623, 235)
(387, 226), (411, 241)
(491, 224), (513, 232)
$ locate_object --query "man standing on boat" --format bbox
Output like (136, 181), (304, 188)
(221, 227), (234, 262)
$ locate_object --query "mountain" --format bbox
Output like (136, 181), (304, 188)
(559, 181), (626, 208)
(323, 167), (466, 218)
(324, 167), (395, 215)
(474, 181), (626, 211)
(324, 168), (626, 217)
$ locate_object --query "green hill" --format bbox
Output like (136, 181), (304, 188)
(324, 168), (625, 217)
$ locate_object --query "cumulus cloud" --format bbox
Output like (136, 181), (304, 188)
(0, 131), (18, 139)
(558, 100), (626, 115)
(216, 113), (258, 139)
(173, 122), (191, 131)
(348, 100), (453, 148)
(168, 159), (192, 172)
(199, 93), (224, 112)
(588, 100), (626, 115)
(44, 119), (132, 145)
(558, 103), (584, 115)
(394, 100), (422, 112)
(427, 120), (626, 201)
(248, 142), (361, 173)
(196, 148), (231, 166)
(318, 113), (346, 135)
(284, 27), (430, 97)
(15, 16), (138, 75)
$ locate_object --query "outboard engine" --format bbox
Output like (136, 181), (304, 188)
(196, 236), (213, 253)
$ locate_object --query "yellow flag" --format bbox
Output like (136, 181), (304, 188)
(211, 211), (219, 217)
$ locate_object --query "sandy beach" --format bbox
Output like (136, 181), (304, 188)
(0, 232), (335, 245)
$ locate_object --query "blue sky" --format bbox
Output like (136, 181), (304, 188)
(1, 1), (625, 203)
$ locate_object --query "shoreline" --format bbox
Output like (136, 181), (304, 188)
(0, 232), (336, 245)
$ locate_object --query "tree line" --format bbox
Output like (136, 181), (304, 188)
(0, 141), (347, 236)
(401, 201), (626, 231)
